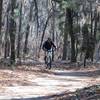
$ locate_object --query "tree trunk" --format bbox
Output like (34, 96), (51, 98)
(17, 2), (22, 58)
(91, 9), (98, 61)
(4, 11), (10, 58)
(23, 25), (30, 55)
(51, 1), (56, 61)
(9, 0), (16, 65)
(94, 9), (98, 43)
(34, 0), (39, 36)
(0, 0), (3, 35)
(62, 8), (68, 60)
(90, 2), (93, 36)
(67, 8), (76, 62)
(0, 0), (3, 56)
(34, 0), (39, 57)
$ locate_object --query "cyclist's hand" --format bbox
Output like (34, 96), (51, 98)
(52, 47), (56, 51)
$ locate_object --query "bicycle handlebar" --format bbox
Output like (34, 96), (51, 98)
(47, 48), (56, 52)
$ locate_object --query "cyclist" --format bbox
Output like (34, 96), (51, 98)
(42, 38), (56, 67)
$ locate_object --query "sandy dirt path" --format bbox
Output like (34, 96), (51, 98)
(0, 67), (99, 100)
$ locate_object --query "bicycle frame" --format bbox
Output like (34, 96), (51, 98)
(47, 50), (52, 59)
(45, 49), (52, 69)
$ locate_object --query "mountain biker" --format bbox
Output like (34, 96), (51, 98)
(42, 37), (56, 63)
(42, 38), (56, 51)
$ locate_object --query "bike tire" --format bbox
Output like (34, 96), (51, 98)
(44, 56), (47, 64)
(47, 56), (52, 69)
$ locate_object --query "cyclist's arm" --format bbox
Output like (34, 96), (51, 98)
(51, 42), (56, 50)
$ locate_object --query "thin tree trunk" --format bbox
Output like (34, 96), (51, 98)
(94, 9), (98, 43)
(4, 11), (10, 58)
(62, 8), (68, 60)
(0, 0), (3, 35)
(90, 2), (93, 36)
(91, 9), (98, 61)
(34, 0), (39, 36)
(34, 0), (39, 57)
(0, 0), (3, 56)
(23, 25), (30, 55)
(51, 1), (56, 61)
(17, 2), (22, 58)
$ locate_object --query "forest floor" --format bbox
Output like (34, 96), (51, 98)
(0, 61), (100, 100)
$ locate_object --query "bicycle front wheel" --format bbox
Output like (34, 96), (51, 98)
(47, 56), (52, 69)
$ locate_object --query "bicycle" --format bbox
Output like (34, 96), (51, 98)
(44, 49), (53, 69)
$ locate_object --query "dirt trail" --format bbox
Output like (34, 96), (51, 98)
(0, 66), (100, 100)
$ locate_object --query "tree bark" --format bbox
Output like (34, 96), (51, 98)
(94, 9), (98, 43)
(23, 25), (30, 55)
(34, 0), (39, 36)
(62, 8), (68, 60)
(51, 1), (56, 61)
(9, 0), (16, 65)
(17, 2), (22, 58)
(67, 8), (76, 62)
(4, 10), (10, 58)
(0, 0), (3, 35)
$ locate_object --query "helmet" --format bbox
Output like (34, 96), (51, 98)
(47, 37), (51, 41)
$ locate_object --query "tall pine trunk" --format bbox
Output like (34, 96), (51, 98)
(9, 0), (16, 65)
(4, 10), (10, 58)
(0, 0), (3, 35)
(0, 0), (3, 56)
(51, 1), (56, 61)
(67, 8), (76, 62)
(17, 2), (22, 58)
(92, 9), (98, 61)
(90, 2), (93, 36)
(62, 8), (68, 60)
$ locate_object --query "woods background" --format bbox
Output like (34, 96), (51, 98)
(0, 0), (100, 66)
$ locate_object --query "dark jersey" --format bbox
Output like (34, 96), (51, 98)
(42, 40), (56, 50)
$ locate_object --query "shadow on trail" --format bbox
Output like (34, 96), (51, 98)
(12, 91), (72, 100)
(54, 70), (100, 78)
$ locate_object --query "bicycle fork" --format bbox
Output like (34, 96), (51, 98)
(45, 51), (52, 69)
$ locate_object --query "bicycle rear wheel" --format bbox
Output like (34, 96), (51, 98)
(44, 56), (47, 64)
